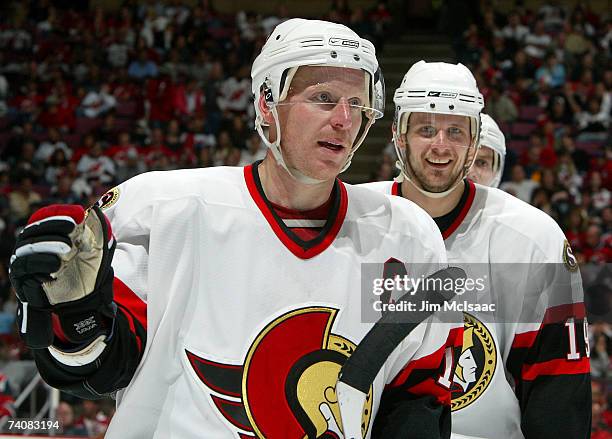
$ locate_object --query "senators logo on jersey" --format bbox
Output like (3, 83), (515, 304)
(185, 307), (373, 438)
(97, 187), (120, 210)
(451, 313), (496, 411)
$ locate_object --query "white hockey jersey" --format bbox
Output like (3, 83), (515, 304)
(95, 165), (460, 438)
(361, 180), (590, 439)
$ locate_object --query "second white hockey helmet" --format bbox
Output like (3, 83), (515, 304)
(393, 60), (484, 197)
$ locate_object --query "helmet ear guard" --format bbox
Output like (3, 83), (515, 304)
(479, 113), (506, 188)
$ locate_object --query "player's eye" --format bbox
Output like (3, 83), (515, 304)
(313, 92), (333, 103)
(348, 98), (362, 107)
(475, 159), (486, 167)
(418, 126), (436, 137)
(448, 126), (468, 141)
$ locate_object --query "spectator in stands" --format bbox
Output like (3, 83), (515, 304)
(95, 112), (120, 148)
(56, 401), (88, 437)
(1, 122), (36, 164)
(591, 380), (612, 438)
(161, 48), (190, 81)
(501, 10), (530, 49)
(575, 96), (610, 136)
(141, 126), (176, 169)
(76, 400), (109, 437)
(174, 78), (205, 118)
(12, 141), (45, 183)
(565, 206), (588, 250)
(44, 148), (70, 185)
(106, 33), (130, 69)
(9, 81), (43, 125)
(34, 127), (72, 162)
(602, 206), (612, 236)
(503, 49), (537, 92)
(76, 140), (116, 185)
(587, 171), (611, 212)
(165, 119), (184, 153)
(500, 164), (539, 202)
(128, 49), (159, 80)
(49, 174), (83, 205)
(591, 334), (610, 378)
(115, 146), (146, 184)
(581, 224), (612, 263)
(217, 64), (251, 115)
(80, 83), (117, 119)
(239, 132), (266, 166)
(8, 174), (41, 222)
(189, 49), (213, 84)
(536, 53), (566, 89)
(529, 187), (558, 219)
(486, 85), (518, 122)
(524, 20), (553, 59)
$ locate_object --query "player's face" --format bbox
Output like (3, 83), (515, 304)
(458, 348), (477, 382)
(274, 66), (368, 181)
(404, 112), (473, 193)
(468, 146), (495, 186)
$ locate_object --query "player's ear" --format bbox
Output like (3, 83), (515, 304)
(392, 122), (406, 148)
(258, 93), (275, 125)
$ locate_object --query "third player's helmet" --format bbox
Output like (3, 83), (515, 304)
(479, 113), (506, 188)
(393, 60), (484, 197)
(251, 18), (385, 183)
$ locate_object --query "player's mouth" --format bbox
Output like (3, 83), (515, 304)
(318, 140), (345, 152)
(425, 157), (452, 169)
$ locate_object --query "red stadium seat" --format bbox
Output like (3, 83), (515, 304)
(76, 117), (103, 135)
(510, 122), (537, 139)
(116, 101), (138, 118)
(518, 106), (542, 122)
(507, 139), (529, 154)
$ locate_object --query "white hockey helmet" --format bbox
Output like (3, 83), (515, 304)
(478, 113), (506, 188)
(251, 18), (385, 183)
(393, 60), (484, 197)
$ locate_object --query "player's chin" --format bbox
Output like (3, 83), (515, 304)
(305, 160), (345, 182)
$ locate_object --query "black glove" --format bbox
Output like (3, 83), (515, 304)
(9, 204), (116, 349)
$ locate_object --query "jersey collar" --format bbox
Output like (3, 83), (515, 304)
(434, 179), (476, 240)
(244, 162), (348, 259)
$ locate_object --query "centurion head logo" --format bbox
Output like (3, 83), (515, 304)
(451, 313), (496, 411)
(185, 307), (373, 438)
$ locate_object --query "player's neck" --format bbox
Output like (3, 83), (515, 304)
(401, 179), (465, 217)
(258, 156), (335, 211)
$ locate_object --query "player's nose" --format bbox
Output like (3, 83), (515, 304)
(329, 98), (353, 130)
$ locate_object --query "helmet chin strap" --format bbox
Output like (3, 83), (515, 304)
(255, 106), (326, 185)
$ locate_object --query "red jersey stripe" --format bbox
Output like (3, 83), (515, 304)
(113, 277), (147, 329)
(521, 357), (590, 381)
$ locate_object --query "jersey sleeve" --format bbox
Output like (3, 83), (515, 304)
(32, 176), (152, 399)
(372, 211), (463, 439)
(505, 229), (591, 438)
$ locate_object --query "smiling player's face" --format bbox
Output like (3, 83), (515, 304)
(403, 112), (473, 193)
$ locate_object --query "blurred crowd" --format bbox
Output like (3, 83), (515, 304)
(0, 0), (608, 437)
(454, 3), (612, 436)
(458, 2), (611, 265)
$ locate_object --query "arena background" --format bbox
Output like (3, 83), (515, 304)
(0, 0), (609, 437)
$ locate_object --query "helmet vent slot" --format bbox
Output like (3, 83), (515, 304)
(298, 37), (325, 47)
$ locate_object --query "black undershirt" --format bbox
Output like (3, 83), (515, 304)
(397, 180), (472, 236)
